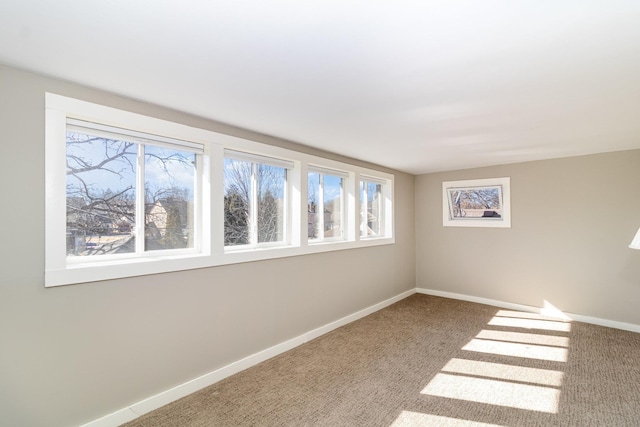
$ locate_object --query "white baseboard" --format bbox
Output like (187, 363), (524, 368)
(416, 288), (640, 334)
(81, 288), (415, 427)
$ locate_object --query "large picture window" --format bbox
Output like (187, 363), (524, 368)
(65, 122), (199, 257)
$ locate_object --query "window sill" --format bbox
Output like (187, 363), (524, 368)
(46, 236), (395, 287)
(45, 253), (213, 287)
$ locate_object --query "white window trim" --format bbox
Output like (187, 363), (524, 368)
(442, 177), (511, 228)
(46, 94), (216, 286)
(307, 165), (349, 243)
(45, 93), (394, 287)
(64, 119), (205, 261)
(308, 164), (350, 178)
(359, 176), (392, 239)
(66, 118), (205, 153)
(223, 149), (293, 250)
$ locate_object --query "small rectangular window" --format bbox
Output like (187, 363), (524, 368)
(308, 167), (346, 241)
(224, 150), (291, 248)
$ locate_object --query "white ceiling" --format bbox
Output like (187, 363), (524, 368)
(2, 1), (640, 174)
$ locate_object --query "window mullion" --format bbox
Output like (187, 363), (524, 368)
(136, 144), (145, 254)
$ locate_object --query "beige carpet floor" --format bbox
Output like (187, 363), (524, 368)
(122, 294), (640, 426)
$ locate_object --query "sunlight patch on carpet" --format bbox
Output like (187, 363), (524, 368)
(442, 358), (564, 387)
(462, 338), (568, 362)
(475, 330), (569, 347)
(390, 410), (505, 426)
(488, 316), (571, 332)
(421, 373), (560, 413)
(402, 303), (573, 424)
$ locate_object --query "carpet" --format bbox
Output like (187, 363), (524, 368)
(122, 294), (640, 426)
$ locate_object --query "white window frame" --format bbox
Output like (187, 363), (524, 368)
(442, 177), (511, 228)
(223, 149), (293, 250)
(307, 165), (349, 243)
(46, 94), (215, 286)
(359, 175), (391, 239)
(65, 119), (205, 260)
(45, 94), (394, 287)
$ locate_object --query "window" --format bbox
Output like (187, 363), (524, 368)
(360, 178), (385, 237)
(308, 167), (347, 241)
(442, 177), (511, 228)
(224, 150), (291, 248)
(46, 93), (394, 287)
(65, 121), (200, 258)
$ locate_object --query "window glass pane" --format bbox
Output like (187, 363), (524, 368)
(359, 181), (365, 237)
(224, 158), (251, 246)
(368, 182), (382, 236)
(144, 146), (196, 251)
(257, 164), (286, 243)
(323, 175), (343, 239)
(308, 173), (320, 239)
(360, 181), (382, 237)
(309, 173), (343, 241)
(66, 131), (137, 256)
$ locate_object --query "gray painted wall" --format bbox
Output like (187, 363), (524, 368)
(0, 65), (416, 427)
(416, 150), (640, 325)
